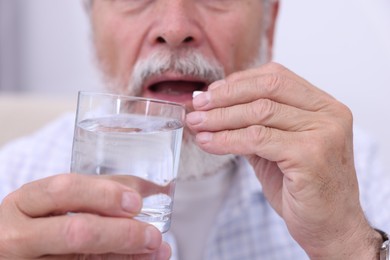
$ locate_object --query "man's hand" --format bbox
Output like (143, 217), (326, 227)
(186, 62), (382, 259)
(0, 174), (171, 259)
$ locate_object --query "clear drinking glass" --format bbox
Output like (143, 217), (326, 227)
(70, 92), (185, 233)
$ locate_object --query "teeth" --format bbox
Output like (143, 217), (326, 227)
(162, 87), (182, 95)
(192, 91), (204, 98)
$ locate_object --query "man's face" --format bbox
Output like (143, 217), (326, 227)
(90, 0), (277, 180)
(91, 0), (274, 109)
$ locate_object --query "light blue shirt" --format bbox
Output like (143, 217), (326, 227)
(0, 113), (389, 259)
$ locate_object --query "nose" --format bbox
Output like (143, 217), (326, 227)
(148, 1), (203, 49)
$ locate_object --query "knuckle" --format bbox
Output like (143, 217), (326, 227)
(0, 192), (17, 210)
(0, 192), (22, 219)
(337, 102), (353, 126)
(247, 125), (270, 148)
(216, 107), (229, 122)
(0, 222), (28, 257)
(213, 131), (232, 154)
(321, 118), (349, 145)
(43, 174), (79, 211)
(325, 100), (353, 127)
(303, 137), (324, 158)
(325, 122), (344, 138)
(220, 130), (230, 145)
(223, 81), (236, 99)
(250, 99), (277, 124)
(321, 102), (353, 145)
(257, 73), (285, 96)
(245, 101), (260, 121)
(263, 61), (286, 72)
(225, 70), (243, 82)
(46, 174), (78, 198)
(64, 215), (96, 252)
(213, 82), (237, 107)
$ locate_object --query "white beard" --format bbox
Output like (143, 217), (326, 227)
(95, 45), (270, 181)
(177, 131), (236, 181)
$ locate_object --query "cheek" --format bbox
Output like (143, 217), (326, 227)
(230, 18), (262, 70)
(94, 16), (139, 82)
(210, 15), (262, 75)
(205, 23), (237, 74)
(94, 17), (120, 77)
(235, 32), (262, 69)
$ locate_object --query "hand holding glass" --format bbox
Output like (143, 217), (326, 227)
(71, 92), (185, 233)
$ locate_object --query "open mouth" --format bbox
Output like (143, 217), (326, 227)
(148, 80), (207, 96)
(142, 73), (211, 105)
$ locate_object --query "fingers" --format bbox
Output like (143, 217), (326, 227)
(196, 62), (334, 113)
(186, 62), (349, 160)
(194, 125), (293, 162)
(13, 174), (142, 218)
(41, 242), (171, 260)
(1, 175), (170, 259)
(20, 213), (163, 256)
(187, 98), (317, 133)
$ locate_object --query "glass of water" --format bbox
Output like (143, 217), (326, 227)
(71, 91), (185, 233)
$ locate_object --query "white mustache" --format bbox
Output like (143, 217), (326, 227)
(128, 50), (225, 96)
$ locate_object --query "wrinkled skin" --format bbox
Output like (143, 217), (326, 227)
(0, 174), (171, 259)
(0, 0), (383, 259)
(186, 63), (382, 259)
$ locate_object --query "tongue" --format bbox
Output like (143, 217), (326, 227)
(151, 81), (205, 95)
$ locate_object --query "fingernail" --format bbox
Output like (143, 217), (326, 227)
(197, 132), (213, 144)
(121, 192), (141, 213)
(193, 92), (210, 108)
(155, 242), (172, 260)
(208, 79), (225, 90)
(186, 112), (204, 125)
(145, 226), (162, 250)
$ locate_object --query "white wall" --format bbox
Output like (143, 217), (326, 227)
(273, 0), (390, 175)
(16, 0), (101, 95)
(5, 0), (390, 173)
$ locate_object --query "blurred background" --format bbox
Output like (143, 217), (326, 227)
(0, 0), (389, 173)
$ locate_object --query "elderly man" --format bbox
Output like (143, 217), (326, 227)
(0, 0), (389, 259)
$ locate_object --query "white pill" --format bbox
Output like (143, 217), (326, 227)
(192, 91), (204, 98)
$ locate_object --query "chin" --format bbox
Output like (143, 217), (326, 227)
(177, 129), (236, 181)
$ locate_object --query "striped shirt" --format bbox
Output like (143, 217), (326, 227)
(1, 113), (389, 259)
